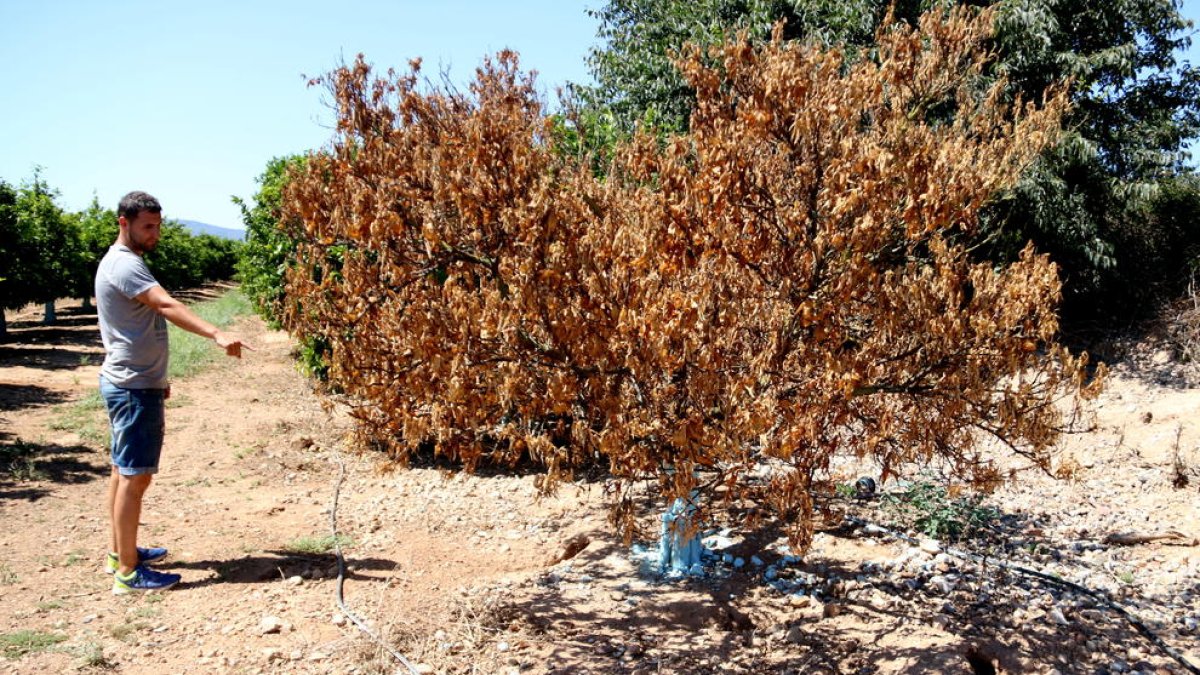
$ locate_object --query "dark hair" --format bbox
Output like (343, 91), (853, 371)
(117, 191), (162, 220)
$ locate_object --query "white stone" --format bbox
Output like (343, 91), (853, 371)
(928, 575), (955, 594)
(259, 616), (284, 635)
(702, 535), (736, 551)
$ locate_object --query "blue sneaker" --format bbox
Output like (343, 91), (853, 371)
(105, 547), (169, 574)
(112, 565), (181, 595)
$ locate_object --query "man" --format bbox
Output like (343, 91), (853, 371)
(95, 191), (251, 594)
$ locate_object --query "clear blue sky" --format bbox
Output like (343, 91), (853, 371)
(2, 1), (1198, 231)
(0, 0), (600, 230)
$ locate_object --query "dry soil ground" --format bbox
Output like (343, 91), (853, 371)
(1, 292), (1198, 675)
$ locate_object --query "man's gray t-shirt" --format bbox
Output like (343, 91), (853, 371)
(95, 245), (168, 389)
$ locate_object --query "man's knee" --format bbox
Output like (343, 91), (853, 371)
(118, 472), (153, 495)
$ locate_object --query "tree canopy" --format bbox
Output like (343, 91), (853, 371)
(579, 0), (1200, 322)
(0, 172), (79, 315)
(280, 7), (1098, 547)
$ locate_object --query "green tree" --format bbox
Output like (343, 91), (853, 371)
(581, 0), (887, 134)
(141, 219), (191, 291)
(0, 180), (31, 337)
(142, 220), (242, 291)
(235, 155), (305, 326)
(9, 172), (82, 324)
(981, 0), (1200, 318)
(70, 196), (118, 309)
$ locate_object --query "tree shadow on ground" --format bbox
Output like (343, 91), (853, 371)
(5, 306), (99, 337)
(9, 315), (99, 328)
(0, 440), (108, 499)
(486, 507), (1188, 674)
(173, 285), (231, 304)
(163, 550), (399, 590)
(382, 439), (613, 484)
(0, 346), (103, 370)
(0, 485), (53, 501)
(6, 308), (98, 330)
(1, 305), (103, 358)
(0, 326), (102, 348)
(0, 383), (71, 411)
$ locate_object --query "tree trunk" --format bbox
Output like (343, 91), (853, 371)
(43, 301), (56, 325)
(81, 295), (93, 311)
(0, 310), (6, 339)
(659, 493), (703, 575)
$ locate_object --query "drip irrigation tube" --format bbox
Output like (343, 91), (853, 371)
(329, 458), (421, 675)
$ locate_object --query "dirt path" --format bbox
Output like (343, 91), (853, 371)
(0, 297), (616, 675)
(2, 296), (1199, 674)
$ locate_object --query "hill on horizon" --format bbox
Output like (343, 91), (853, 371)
(178, 219), (245, 241)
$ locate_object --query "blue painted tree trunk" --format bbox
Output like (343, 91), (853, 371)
(659, 492), (703, 574)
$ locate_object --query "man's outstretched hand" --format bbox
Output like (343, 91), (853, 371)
(214, 331), (255, 358)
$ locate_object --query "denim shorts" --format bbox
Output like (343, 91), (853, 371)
(99, 376), (166, 476)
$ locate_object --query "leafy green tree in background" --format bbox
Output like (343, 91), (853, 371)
(10, 171), (81, 325)
(235, 155), (305, 326)
(580, 0), (882, 133)
(69, 196), (118, 309)
(0, 180), (32, 337)
(2, 174), (84, 332)
(578, 0), (1200, 324)
(0, 171), (243, 336)
(133, 210), (244, 293)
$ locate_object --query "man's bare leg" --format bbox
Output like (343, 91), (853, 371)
(113, 473), (153, 575)
(107, 467), (119, 554)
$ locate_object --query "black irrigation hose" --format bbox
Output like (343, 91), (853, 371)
(330, 458), (421, 675)
(846, 516), (1200, 675)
